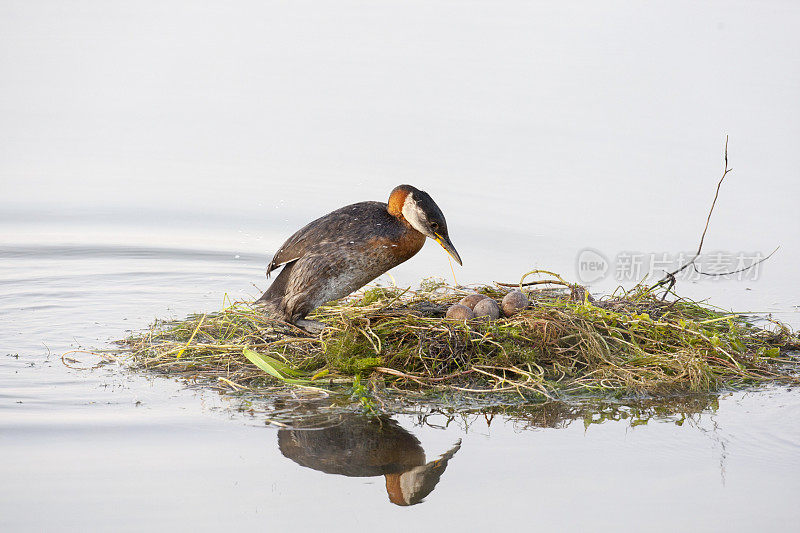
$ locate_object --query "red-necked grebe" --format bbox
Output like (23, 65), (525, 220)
(257, 184), (461, 332)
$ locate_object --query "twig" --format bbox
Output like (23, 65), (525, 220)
(176, 314), (206, 359)
(651, 136), (776, 295)
(61, 349), (116, 370)
(496, 269), (572, 289)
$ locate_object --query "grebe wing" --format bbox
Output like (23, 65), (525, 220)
(266, 201), (387, 277)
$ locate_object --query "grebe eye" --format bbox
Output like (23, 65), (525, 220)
(430, 222), (439, 231)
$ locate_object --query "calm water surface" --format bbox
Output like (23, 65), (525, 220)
(2, 1), (800, 531)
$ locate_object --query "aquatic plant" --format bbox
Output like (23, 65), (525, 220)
(118, 275), (799, 404)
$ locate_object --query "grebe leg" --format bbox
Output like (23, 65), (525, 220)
(294, 318), (326, 334)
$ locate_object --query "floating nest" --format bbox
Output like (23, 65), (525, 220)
(118, 272), (800, 406)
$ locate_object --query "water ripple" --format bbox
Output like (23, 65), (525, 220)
(0, 243), (265, 263)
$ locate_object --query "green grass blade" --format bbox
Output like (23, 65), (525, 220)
(243, 347), (287, 379)
(242, 347), (305, 377)
(243, 348), (330, 391)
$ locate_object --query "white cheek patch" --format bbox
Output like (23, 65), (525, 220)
(401, 193), (429, 235)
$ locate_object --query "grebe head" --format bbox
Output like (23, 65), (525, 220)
(388, 185), (462, 266)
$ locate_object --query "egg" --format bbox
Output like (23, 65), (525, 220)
(446, 304), (475, 320)
(458, 293), (489, 309)
(473, 298), (501, 320)
(501, 290), (530, 317)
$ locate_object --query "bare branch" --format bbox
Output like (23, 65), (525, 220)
(696, 135), (731, 256)
(651, 136), (746, 295)
(693, 246), (779, 278)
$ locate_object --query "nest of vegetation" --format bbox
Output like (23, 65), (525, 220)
(119, 276), (800, 403)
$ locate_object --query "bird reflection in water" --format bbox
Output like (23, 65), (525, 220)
(278, 414), (461, 506)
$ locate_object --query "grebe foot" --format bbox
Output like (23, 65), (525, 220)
(295, 319), (326, 335)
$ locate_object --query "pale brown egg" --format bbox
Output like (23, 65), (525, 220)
(446, 304), (475, 320)
(458, 293), (489, 309)
(501, 290), (530, 317)
(473, 298), (501, 320)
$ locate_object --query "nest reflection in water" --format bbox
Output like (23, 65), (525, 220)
(268, 393), (722, 506)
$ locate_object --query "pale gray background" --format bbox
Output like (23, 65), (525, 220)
(2, 2), (799, 531)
